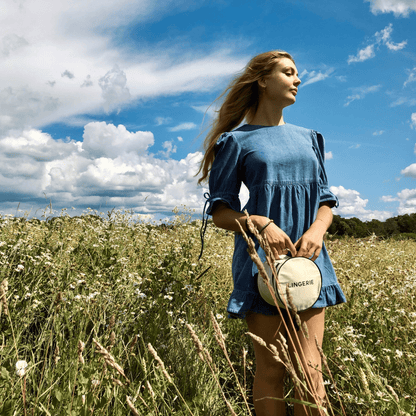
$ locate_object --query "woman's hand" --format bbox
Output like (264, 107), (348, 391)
(294, 223), (326, 261)
(294, 202), (333, 261)
(259, 222), (297, 259)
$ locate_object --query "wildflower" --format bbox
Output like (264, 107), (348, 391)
(15, 264), (24, 272)
(16, 360), (28, 377)
(395, 349), (403, 358)
(164, 295), (173, 301)
(135, 289), (146, 299)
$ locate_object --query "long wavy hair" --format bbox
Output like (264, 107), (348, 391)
(197, 50), (295, 184)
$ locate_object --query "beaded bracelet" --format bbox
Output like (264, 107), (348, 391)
(259, 219), (274, 234)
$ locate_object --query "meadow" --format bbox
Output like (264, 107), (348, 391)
(0, 207), (415, 415)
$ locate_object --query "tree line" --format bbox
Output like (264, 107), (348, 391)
(328, 213), (416, 239)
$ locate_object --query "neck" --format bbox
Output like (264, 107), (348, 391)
(248, 101), (285, 126)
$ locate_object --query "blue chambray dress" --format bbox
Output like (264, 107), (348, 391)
(205, 123), (346, 318)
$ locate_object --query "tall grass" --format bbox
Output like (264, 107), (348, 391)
(0, 207), (415, 415)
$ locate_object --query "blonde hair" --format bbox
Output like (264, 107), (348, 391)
(197, 50), (295, 184)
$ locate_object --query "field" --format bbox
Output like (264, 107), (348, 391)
(0, 207), (415, 415)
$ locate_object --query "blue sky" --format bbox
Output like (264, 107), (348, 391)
(1, 0), (416, 221)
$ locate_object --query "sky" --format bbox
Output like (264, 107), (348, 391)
(1, 0), (416, 222)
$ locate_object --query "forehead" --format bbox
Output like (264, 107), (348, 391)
(274, 57), (297, 71)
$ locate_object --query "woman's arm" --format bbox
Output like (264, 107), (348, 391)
(294, 202), (333, 261)
(212, 202), (297, 258)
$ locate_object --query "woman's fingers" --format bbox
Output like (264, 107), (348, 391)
(264, 225), (296, 257)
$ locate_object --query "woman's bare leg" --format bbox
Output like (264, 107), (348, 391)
(246, 311), (288, 416)
(288, 308), (326, 416)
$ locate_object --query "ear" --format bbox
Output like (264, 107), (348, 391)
(258, 78), (267, 89)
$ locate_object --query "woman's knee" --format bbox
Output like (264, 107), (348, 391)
(256, 357), (286, 384)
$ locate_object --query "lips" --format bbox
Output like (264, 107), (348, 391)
(290, 89), (298, 96)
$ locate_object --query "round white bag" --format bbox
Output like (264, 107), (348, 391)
(258, 255), (322, 312)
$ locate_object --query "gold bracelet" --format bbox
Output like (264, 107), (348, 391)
(259, 219), (274, 234)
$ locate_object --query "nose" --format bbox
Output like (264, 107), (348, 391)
(294, 76), (301, 86)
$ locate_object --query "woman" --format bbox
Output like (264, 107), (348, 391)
(198, 50), (346, 415)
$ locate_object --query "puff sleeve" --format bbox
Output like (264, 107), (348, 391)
(312, 131), (339, 208)
(206, 133), (242, 215)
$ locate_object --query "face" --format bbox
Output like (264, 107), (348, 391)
(259, 57), (301, 108)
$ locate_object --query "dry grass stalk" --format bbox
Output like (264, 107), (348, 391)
(246, 332), (268, 349)
(147, 343), (173, 384)
(359, 367), (371, 399)
(78, 340), (85, 365)
(186, 323), (214, 365)
(146, 380), (155, 399)
(386, 384), (399, 402)
(129, 334), (138, 353)
(126, 396), (140, 416)
(53, 345), (60, 365)
(111, 376), (125, 387)
(108, 331), (116, 351)
(315, 336), (347, 416)
(0, 278), (9, 317)
(93, 338), (130, 384)
(108, 314), (116, 331)
(302, 321), (309, 340)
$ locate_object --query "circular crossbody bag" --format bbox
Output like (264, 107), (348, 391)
(257, 255), (322, 312)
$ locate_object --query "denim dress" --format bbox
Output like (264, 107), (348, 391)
(205, 123), (346, 318)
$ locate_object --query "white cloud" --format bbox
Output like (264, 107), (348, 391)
(366, 0), (416, 17)
(325, 151), (333, 161)
(390, 97), (416, 107)
(0, 0), (248, 134)
(168, 122), (198, 132)
(299, 68), (335, 87)
(401, 163), (416, 177)
(411, 113), (416, 129)
(344, 85), (382, 106)
(383, 188), (416, 215)
(177, 136), (183, 142)
(404, 67), (416, 87)
(348, 24), (407, 65)
(348, 45), (376, 64)
(330, 185), (392, 221)
(375, 24), (407, 50)
(0, 122), (206, 216)
(155, 116), (172, 126)
(373, 130), (384, 136)
(98, 65), (131, 113)
(158, 141), (177, 158)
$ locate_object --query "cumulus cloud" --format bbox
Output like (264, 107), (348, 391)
(366, 0), (416, 17)
(344, 85), (382, 107)
(330, 185), (392, 221)
(383, 189), (416, 215)
(348, 24), (407, 64)
(0, 122), (206, 217)
(401, 163), (416, 177)
(98, 65), (131, 113)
